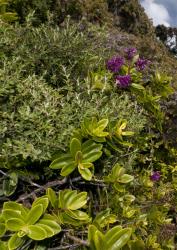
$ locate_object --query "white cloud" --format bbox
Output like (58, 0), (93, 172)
(141, 0), (170, 26)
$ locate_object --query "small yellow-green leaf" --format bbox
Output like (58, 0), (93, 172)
(2, 209), (23, 221)
(46, 188), (58, 208)
(49, 154), (73, 169)
(65, 210), (90, 221)
(60, 162), (76, 176)
(8, 233), (25, 250)
(67, 192), (87, 210)
(6, 218), (25, 231)
(3, 202), (27, 218)
(70, 138), (81, 158)
(78, 166), (93, 181)
(25, 204), (43, 225)
(106, 228), (132, 250)
(118, 174), (134, 184)
(0, 223), (6, 237)
(27, 225), (47, 240)
(32, 197), (49, 213)
(38, 217), (61, 235)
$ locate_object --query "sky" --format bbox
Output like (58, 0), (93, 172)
(140, 0), (177, 27)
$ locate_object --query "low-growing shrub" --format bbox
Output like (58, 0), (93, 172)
(0, 56), (146, 168)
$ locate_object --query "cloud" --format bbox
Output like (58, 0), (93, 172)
(141, 0), (171, 27)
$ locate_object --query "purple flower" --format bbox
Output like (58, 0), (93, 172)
(116, 75), (131, 88)
(150, 171), (161, 182)
(124, 47), (137, 60)
(135, 58), (149, 71)
(107, 56), (124, 73)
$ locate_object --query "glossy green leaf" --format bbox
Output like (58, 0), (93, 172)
(3, 202), (28, 218)
(70, 138), (81, 158)
(3, 179), (17, 197)
(112, 164), (126, 177)
(32, 196), (49, 213)
(82, 151), (102, 163)
(35, 224), (55, 237)
(0, 241), (8, 250)
(97, 119), (109, 130)
(49, 154), (73, 169)
(9, 172), (18, 186)
(75, 151), (83, 163)
(37, 216), (61, 235)
(65, 210), (90, 221)
(61, 212), (82, 226)
(78, 165), (93, 180)
(0, 223), (6, 237)
(67, 191), (87, 210)
(60, 162), (76, 176)
(59, 190), (77, 209)
(25, 204), (43, 225)
(46, 188), (58, 208)
(88, 225), (105, 250)
(8, 233), (25, 250)
(6, 218), (25, 231)
(118, 174), (134, 184)
(82, 140), (103, 155)
(27, 225), (47, 240)
(93, 209), (117, 229)
(2, 209), (23, 221)
(106, 228), (132, 250)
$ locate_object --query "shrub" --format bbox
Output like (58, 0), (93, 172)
(0, 20), (108, 87)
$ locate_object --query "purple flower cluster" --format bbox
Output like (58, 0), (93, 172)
(124, 47), (137, 60)
(135, 58), (149, 71)
(116, 75), (131, 88)
(106, 56), (124, 73)
(150, 171), (161, 182)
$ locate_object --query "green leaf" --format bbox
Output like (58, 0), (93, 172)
(3, 202), (28, 218)
(8, 233), (25, 250)
(106, 228), (132, 250)
(0, 240), (8, 250)
(78, 165), (93, 180)
(131, 83), (145, 90)
(46, 188), (58, 208)
(93, 209), (117, 229)
(2, 209), (23, 221)
(97, 119), (109, 130)
(70, 138), (81, 158)
(112, 164), (126, 177)
(9, 172), (18, 186)
(94, 230), (105, 250)
(3, 179), (17, 196)
(32, 197), (49, 213)
(25, 204), (43, 225)
(118, 174), (134, 184)
(60, 162), (76, 176)
(65, 210), (90, 221)
(88, 225), (98, 250)
(66, 192), (87, 210)
(34, 224), (55, 238)
(75, 151), (83, 163)
(82, 140), (103, 155)
(27, 225), (47, 240)
(50, 154), (73, 169)
(59, 190), (77, 209)
(6, 218), (25, 231)
(37, 216), (61, 235)
(88, 225), (105, 250)
(82, 151), (102, 163)
(0, 223), (6, 237)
